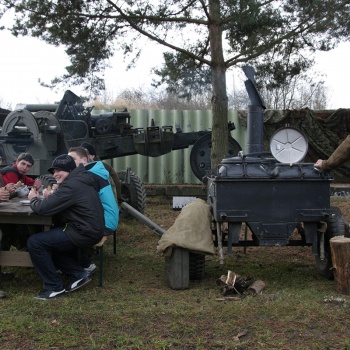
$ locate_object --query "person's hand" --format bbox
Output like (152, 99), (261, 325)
(28, 188), (39, 200)
(0, 187), (10, 201)
(42, 187), (52, 198)
(314, 159), (324, 169)
(34, 178), (42, 190)
(42, 184), (58, 198)
(4, 183), (16, 193)
(42, 188), (49, 198)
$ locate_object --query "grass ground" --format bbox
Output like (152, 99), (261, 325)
(0, 196), (350, 350)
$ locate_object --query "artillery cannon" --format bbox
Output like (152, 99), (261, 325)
(0, 90), (241, 212)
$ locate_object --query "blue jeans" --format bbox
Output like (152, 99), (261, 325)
(27, 227), (88, 291)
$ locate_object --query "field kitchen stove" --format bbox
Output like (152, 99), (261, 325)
(206, 66), (344, 278)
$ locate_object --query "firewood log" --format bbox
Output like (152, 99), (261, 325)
(330, 236), (350, 294)
(246, 280), (266, 295)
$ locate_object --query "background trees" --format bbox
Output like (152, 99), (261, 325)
(1, 0), (349, 169)
(91, 79), (328, 112)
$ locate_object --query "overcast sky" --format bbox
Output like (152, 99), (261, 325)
(0, 28), (166, 109)
(0, 18), (349, 110)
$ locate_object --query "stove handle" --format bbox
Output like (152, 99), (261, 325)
(260, 164), (279, 178)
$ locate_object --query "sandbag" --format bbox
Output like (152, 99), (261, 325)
(157, 198), (215, 257)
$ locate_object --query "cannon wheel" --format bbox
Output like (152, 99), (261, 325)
(1, 110), (40, 162)
(190, 134), (242, 182)
(117, 170), (146, 216)
(315, 206), (345, 280)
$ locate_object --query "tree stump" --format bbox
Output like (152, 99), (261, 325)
(330, 236), (350, 294)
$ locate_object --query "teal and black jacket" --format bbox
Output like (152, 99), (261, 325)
(85, 161), (119, 235)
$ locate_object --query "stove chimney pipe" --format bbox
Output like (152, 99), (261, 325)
(242, 66), (266, 155)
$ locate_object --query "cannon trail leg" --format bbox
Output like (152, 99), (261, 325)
(120, 202), (165, 236)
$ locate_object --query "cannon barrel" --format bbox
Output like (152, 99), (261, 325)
(17, 104), (58, 113)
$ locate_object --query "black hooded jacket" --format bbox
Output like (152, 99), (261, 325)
(30, 164), (105, 247)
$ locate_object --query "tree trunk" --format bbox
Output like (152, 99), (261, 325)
(209, 0), (229, 171)
(330, 236), (350, 294)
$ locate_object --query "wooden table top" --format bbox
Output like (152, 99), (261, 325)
(0, 197), (33, 215)
(0, 197), (53, 225)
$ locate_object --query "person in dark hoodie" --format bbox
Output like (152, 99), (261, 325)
(68, 147), (119, 235)
(27, 154), (105, 300)
(68, 146), (119, 274)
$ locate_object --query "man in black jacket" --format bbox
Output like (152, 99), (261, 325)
(27, 154), (105, 300)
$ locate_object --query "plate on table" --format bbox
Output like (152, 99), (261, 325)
(20, 200), (31, 206)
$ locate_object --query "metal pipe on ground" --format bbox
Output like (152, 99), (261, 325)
(120, 202), (166, 236)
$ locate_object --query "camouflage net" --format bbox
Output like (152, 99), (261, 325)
(238, 108), (350, 183)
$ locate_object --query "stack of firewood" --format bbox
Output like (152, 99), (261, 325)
(216, 270), (265, 298)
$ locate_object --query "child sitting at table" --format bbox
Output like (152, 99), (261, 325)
(27, 154), (105, 300)
(68, 146), (119, 275)
(0, 152), (42, 193)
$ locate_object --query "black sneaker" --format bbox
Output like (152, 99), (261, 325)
(65, 277), (91, 293)
(35, 289), (65, 300)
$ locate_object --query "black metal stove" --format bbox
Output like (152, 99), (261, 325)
(208, 156), (331, 250)
(206, 66), (343, 278)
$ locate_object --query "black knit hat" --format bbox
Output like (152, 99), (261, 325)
(80, 142), (96, 156)
(48, 154), (76, 174)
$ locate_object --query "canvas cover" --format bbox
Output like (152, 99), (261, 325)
(157, 198), (215, 257)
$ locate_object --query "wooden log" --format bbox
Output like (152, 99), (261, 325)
(246, 280), (266, 296)
(330, 236), (350, 294)
(216, 296), (242, 301)
(165, 248), (189, 290)
(225, 270), (237, 286)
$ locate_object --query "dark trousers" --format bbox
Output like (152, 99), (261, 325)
(0, 224), (38, 251)
(27, 227), (88, 291)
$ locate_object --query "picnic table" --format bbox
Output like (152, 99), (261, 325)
(0, 198), (53, 267)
